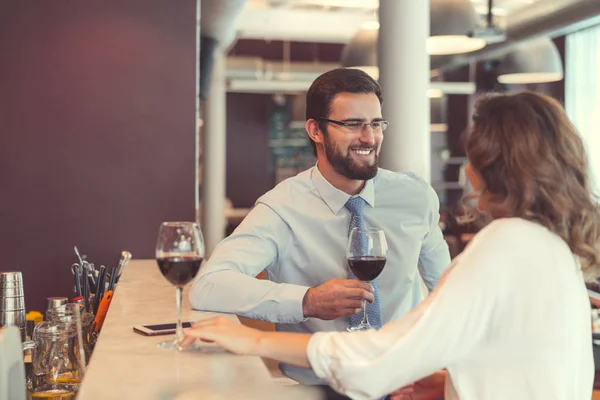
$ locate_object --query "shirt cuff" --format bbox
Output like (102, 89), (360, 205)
(275, 283), (310, 322)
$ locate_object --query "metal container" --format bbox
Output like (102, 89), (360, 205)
(0, 271), (23, 286)
(0, 285), (24, 297)
(0, 296), (25, 311)
(0, 309), (27, 341)
(0, 309), (26, 325)
(0, 272), (25, 304)
(0, 272), (27, 341)
(0, 273), (25, 321)
(46, 297), (68, 310)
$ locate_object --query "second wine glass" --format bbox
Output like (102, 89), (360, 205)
(346, 227), (387, 332)
(155, 221), (204, 350)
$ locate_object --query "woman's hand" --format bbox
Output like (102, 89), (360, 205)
(389, 370), (446, 400)
(180, 316), (263, 355)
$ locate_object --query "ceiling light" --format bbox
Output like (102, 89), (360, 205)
(342, 0), (486, 80)
(427, 35), (486, 55)
(497, 38), (564, 84)
(429, 0), (486, 55)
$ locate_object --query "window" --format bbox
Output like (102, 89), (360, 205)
(565, 24), (600, 197)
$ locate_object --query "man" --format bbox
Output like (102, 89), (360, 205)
(189, 68), (451, 388)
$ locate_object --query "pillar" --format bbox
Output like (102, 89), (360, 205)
(201, 50), (227, 256)
(378, 0), (431, 181)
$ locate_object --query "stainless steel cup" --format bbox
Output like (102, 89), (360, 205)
(0, 271), (26, 315)
(0, 271), (23, 286)
(0, 272), (27, 341)
(0, 309), (26, 325)
(0, 296), (25, 311)
(0, 285), (24, 297)
(0, 309), (27, 341)
(0, 272), (25, 299)
(46, 297), (68, 310)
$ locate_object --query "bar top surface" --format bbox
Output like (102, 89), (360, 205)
(76, 259), (277, 399)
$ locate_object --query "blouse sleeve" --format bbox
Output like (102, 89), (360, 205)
(307, 219), (517, 400)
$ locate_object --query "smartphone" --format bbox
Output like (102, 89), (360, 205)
(133, 322), (192, 336)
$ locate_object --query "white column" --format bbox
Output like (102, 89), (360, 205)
(378, 0), (431, 181)
(201, 50), (227, 256)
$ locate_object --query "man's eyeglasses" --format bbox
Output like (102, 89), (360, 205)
(315, 117), (389, 132)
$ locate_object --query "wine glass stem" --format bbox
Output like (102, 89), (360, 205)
(175, 286), (184, 342)
(361, 299), (370, 326)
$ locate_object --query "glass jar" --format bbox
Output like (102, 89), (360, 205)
(26, 320), (83, 399)
(45, 303), (96, 363)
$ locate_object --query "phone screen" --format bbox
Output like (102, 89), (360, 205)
(144, 322), (192, 331)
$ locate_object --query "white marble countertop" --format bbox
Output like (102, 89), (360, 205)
(77, 259), (319, 399)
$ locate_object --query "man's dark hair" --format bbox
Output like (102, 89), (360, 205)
(305, 68), (383, 156)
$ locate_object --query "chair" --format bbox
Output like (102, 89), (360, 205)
(0, 326), (26, 400)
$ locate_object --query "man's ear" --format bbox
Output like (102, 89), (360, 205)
(305, 119), (323, 145)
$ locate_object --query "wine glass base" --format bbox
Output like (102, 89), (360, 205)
(347, 323), (374, 332)
(157, 337), (196, 351)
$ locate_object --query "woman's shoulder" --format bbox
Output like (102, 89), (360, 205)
(466, 217), (566, 264)
(476, 217), (554, 241)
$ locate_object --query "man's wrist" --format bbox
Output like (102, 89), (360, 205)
(302, 288), (312, 318)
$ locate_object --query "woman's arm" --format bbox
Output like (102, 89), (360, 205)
(180, 316), (312, 368)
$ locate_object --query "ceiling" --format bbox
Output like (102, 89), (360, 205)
(471, 0), (536, 15)
(236, 0), (541, 43)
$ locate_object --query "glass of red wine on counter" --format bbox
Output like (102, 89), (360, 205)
(156, 221), (204, 350)
(346, 227), (387, 332)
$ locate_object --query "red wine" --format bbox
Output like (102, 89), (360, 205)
(348, 256), (386, 281)
(157, 257), (202, 287)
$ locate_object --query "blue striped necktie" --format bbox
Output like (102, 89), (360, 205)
(344, 197), (383, 329)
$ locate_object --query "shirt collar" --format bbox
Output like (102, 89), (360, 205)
(311, 163), (376, 215)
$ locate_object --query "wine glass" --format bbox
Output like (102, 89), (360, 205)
(346, 227), (387, 332)
(155, 221), (204, 350)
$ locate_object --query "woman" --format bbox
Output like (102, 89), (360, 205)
(182, 92), (600, 400)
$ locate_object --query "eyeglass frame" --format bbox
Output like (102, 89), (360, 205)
(314, 117), (389, 132)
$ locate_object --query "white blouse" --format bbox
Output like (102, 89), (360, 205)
(307, 218), (594, 400)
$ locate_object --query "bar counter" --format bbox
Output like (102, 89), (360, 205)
(77, 259), (319, 399)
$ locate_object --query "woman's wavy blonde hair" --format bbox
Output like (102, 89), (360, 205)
(465, 91), (600, 279)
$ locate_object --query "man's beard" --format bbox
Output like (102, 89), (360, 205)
(324, 137), (379, 180)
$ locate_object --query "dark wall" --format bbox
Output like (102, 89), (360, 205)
(226, 93), (272, 208)
(0, 1), (197, 311)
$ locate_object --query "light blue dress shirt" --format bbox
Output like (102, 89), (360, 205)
(189, 165), (451, 384)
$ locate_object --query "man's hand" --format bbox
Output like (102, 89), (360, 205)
(389, 371), (446, 400)
(302, 278), (374, 320)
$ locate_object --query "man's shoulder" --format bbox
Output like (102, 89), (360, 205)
(374, 168), (430, 193)
(256, 168), (316, 206)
